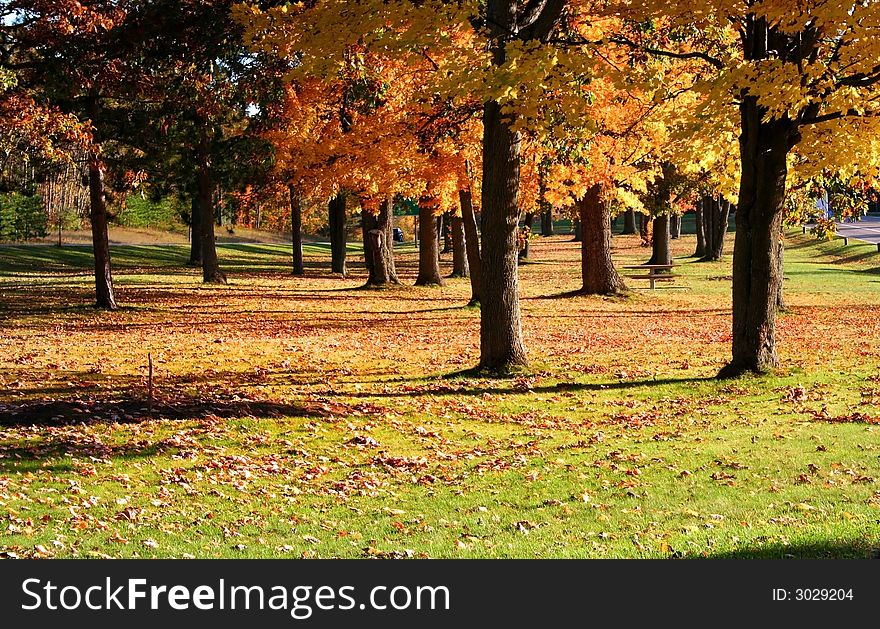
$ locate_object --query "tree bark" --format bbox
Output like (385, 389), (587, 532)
(648, 215), (672, 266)
(477, 0), (563, 370)
(450, 214), (469, 278)
(416, 200), (444, 286)
(362, 198), (399, 287)
(197, 127), (226, 284)
(622, 209), (637, 235)
(189, 195), (202, 266)
(540, 208), (554, 236)
(460, 186), (482, 306)
(290, 185), (304, 276)
(329, 193), (347, 275)
(670, 213), (682, 239)
(579, 184), (625, 295)
(479, 97), (527, 369)
(694, 199), (706, 258)
(87, 152), (117, 310)
(719, 96), (796, 377)
(85, 95), (117, 310)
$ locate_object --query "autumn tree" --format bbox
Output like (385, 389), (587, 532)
(614, 1), (880, 375)
(7, 0), (141, 308)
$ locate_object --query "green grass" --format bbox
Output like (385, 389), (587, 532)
(1, 230), (879, 559)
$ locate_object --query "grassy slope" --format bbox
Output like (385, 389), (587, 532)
(0, 230), (878, 559)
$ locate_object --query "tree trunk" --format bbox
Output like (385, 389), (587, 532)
(479, 97), (527, 370)
(189, 195), (202, 266)
(540, 209), (554, 236)
(382, 198), (399, 283)
(87, 152), (117, 310)
(460, 186), (482, 306)
(362, 199), (399, 287)
(197, 128), (226, 284)
(518, 211), (534, 261)
(694, 199), (706, 258)
(707, 199), (732, 261)
(579, 184), (625, 295)
(416, 201), (444, 286)
(290, 185), (304, 276)
(670, 213), (682, 239)
(85, 96), (117, 310)
(441, 211), (452, 253)
(450, 214), (469, 278)
(638, 212), (651, 245)
(622, 209), (637, 235)
(572, 219), (582, 242)
(719, 96), (796, 377)
(329, 193), (347, 275)
(648, 215), (672, 266)
(477, 0), (563, 370)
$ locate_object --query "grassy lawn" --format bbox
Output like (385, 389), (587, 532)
(1, 230), (879, 559)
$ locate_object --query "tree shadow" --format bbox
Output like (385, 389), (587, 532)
(0, 366), (334, 428)
(529, 289), (631, 300)
(0, 396), (318, 428)
(702, 541), (880, 560)
(347, 373), (718, 397)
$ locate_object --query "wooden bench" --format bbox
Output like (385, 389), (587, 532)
(622, 264), (678, 289)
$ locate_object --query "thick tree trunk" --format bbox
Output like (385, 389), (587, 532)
(329, 193), (347, 275)
(450, 214), (469, 278)
(362, 199), (399, 287)
(460, 187), (482, 306)
(622, 209), (637, 235)
(197, 129), (226, 285)
(719, 97), (796, 377)
(85, 96), (117, 310)
(290, 185), (304, 276)
(189, 195), (202, 266)
(416, 201), (444, 286)
(648, 215), (672, 266)
(540, 209), (554, 236)
(670, 214), (682, 239)
(579, 185), (625, 295)
(477, 0), (563, 370)
(694, 199), (706, 258)
(479, 97), (527, 370)
(518, 211), (534, 261)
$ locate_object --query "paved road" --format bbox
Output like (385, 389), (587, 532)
(837, 215), (880, 245)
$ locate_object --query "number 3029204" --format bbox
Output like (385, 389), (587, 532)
(772, 588), (854, 601)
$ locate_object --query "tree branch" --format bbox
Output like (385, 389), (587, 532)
(609, 35), (724, 70)
(519, 0), (566, 42)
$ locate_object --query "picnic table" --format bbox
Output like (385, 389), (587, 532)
(621, 264), (678, 289)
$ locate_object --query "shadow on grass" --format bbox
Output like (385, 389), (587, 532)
(0, 437), (163, 473)
(0, 396), (318, 428)
(702, 541), (880, 560)
(344, 372), (718, 397)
